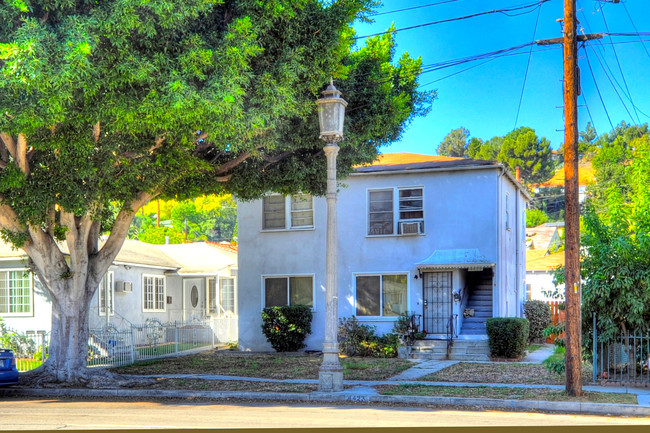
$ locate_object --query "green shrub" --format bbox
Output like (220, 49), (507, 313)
(261, 305), (313, 352)
(338, 316), (398, 358)
(523, 300), (552, 342)
(486, 317), (530, 358)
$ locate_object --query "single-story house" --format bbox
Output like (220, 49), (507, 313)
(236, 153), (530, 355)
(0, 239), (238, 341)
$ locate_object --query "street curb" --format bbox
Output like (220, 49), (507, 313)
(2, 387), (650, 417)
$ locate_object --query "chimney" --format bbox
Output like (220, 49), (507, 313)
(515, 167), (521, 182)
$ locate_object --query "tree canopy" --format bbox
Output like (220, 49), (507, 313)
(0, 0), (433, 384)
(497, 127), (554, 186)
(436, 126), (469, 157)
(580, 133), (650, 343)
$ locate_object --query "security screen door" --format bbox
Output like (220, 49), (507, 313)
(422, 271), (452, 334)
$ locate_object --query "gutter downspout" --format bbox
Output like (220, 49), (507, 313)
(496, 167), (505, 318)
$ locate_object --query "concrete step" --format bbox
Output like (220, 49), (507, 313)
(408, 339), (490, 361)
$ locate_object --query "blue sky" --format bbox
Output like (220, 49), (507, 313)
(352, 0), (650, 154)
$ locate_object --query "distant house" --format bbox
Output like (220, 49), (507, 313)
(526, 223), (563, 252)
(525, 249), (565, 302)
(533, 159), (596, 206)
(0, 240), (237, 342)
(237, 153), (530, 355)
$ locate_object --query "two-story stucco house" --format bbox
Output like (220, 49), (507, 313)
(237, 153), (530, 358)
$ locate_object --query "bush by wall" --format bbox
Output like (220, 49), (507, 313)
(261, 305), (313, 352)
(486, 317), (530, 359)
(523, 300), (552, 342)
(338, 316), (398, 358)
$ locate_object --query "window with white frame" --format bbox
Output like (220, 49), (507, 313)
(98, 271), (114, 316)
(368, 187), (424, 236)
(355, 274), (407, 317)
(0, 270), (32, 315)
(143, 275), (166, 312)
(220, 277), (235, 315)
(263, 275), (313, 308)
(262, 194), (313, 230)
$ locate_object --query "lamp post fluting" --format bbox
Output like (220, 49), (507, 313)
(316, 79), (347, 392)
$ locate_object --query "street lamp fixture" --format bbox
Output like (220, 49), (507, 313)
(316, 78), (347, 392)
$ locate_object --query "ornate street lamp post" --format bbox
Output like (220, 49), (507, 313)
(316, 79), (347, 392)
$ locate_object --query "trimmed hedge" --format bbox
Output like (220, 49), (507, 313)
(261, 305), (313, 352)
(523, 300), (552, 342)
(486, 317), (530, 358)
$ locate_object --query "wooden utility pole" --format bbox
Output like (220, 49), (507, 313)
(562, 0), (582, 397)
(535, 2), (604, 398)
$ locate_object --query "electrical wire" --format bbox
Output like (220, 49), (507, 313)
(621, 1), (650, 61)
(598, 1), (640, 124)
(514, 2), (543, 130)
(354, 0), (551, 40)
(583, 42), (616, 131)
(369, 0), (461, 17)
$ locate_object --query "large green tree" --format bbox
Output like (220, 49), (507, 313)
(581, 134), (650, 345)
(0, 0), (433, 384)
(497, 126), (554, 185)
(436, 126), (469, 157)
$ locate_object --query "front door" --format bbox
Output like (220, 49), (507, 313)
(183, 278), (205, 321)
(422, 271), (453, 335)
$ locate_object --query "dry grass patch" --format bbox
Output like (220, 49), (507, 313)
(148, 378), (318, 393)
(419, 362), (593, 385)
(377, 384), (638, 404)
(113, 350), (412, 381)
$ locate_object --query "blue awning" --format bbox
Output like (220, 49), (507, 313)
(415, 248), (494, 272)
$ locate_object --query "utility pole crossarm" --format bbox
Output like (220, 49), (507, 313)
(535, 33), (604, 46)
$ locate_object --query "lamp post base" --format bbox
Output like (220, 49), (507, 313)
(318, 365), (343, 392)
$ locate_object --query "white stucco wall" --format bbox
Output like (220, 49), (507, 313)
(237, 165), (527, 351)
(526, 271), (565, 302)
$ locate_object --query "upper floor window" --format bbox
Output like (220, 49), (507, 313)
(143, 275), (166, 312)
(0, 270), (32, 315)
(368, 187), (424, 236)
(263, 194), (314, 230)
(98, 271), (114, 316)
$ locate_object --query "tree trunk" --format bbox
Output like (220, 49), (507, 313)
(44, 283), (94, 383)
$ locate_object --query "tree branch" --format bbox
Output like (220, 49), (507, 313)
(93, 122), (101, 143)
(215, 151), (252, 175)
(0, 199), (24, 233)
(93, 191), (157, 273)
(0, 133), (16, 160)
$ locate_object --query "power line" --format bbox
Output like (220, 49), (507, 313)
(583, 41), (616, 131)
(621, 1), (650, 61)
(370, 0), (461, 17)
(354, 0), (551, 40)
(514, 2), (544, 129)
(598, 1), (640, 124)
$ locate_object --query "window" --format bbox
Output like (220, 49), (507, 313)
(0, 270), (32, 315)
(368, 190), (393, 235)
(263, 194), (314, 230)
(220, 277), (235, 315)
(368, 187), (424, 236)
(143, 275), (166, 312)
(355, 274), (407, 317)
(98, 272), (114, 316)
(263, 275), (313, 308)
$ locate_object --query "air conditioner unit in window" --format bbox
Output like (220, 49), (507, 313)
(117, 281), (133, 293)
(399, 220), (424, 235)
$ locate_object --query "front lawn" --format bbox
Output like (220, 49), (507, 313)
(419, 361), (593, 385)
(113, 350), (413, 381)
(377, 384), (637, 404)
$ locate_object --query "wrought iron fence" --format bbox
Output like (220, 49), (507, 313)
(88, 317), (217, 368)
(2, 316), (238, 371)
(0, 323), (49, 372)
(592, 315), (650, 385)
